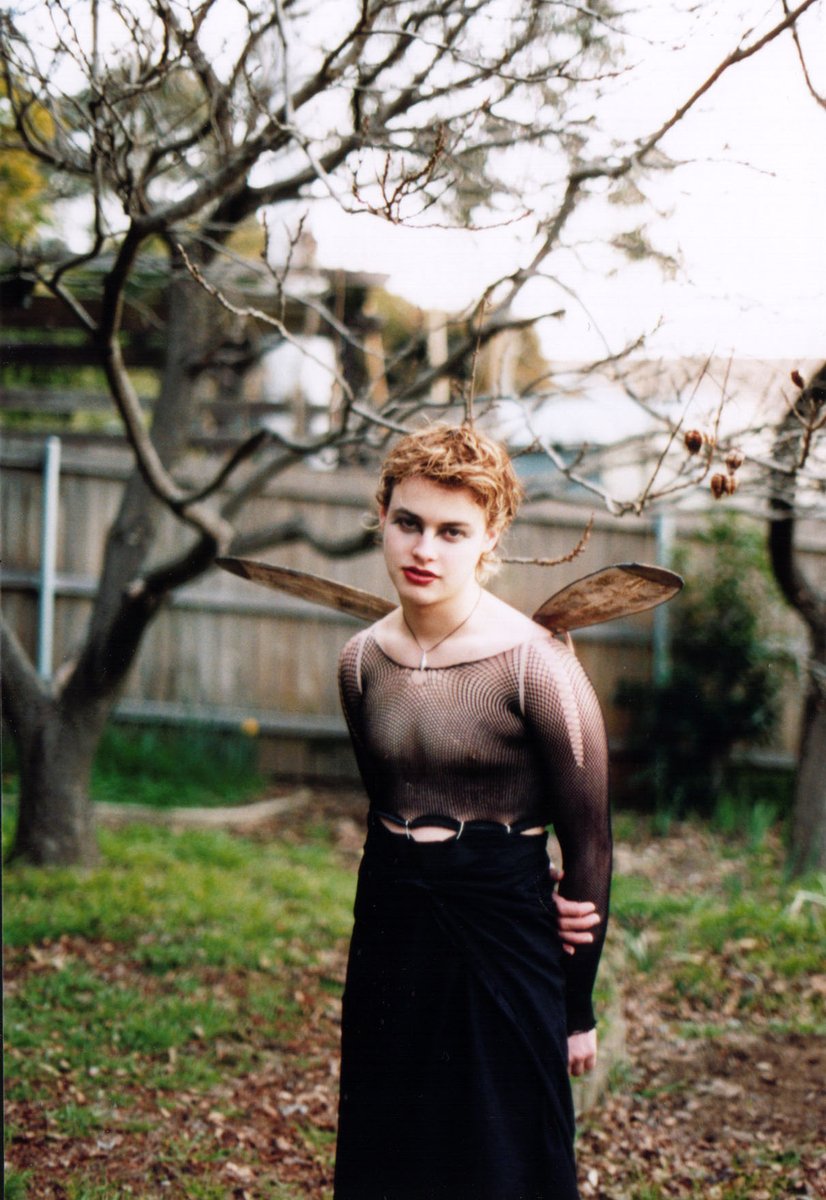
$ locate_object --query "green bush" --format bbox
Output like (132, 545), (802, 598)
(2, 721), (264, 810)
(615, 515), (791, 818)
(91, 722), (264, 807)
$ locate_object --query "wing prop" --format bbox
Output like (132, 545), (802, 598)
(216, 557), (682, 632)
(216, 557), (394, 623)
(531, 563), (683, 632)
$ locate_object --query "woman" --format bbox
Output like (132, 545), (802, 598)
(334, 425), (611, 1200)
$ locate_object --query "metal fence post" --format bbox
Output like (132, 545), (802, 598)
(653, 510), (674, 686)
(37, 435), (62, 680)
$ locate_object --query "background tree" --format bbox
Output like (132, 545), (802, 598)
(768, 362), (826, 873)
(0, 0), (820, 865)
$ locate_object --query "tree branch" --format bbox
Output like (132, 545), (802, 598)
(0, 614), (49, 740)
(230, 517), (377, 560)
(634, 0), (822, 162)
(503, 515), (594, 566)
(768, 365), (826, 635)
(783, 0), (825, 110)
(135, 511), (378, 604)
(175, 243), (356, 406)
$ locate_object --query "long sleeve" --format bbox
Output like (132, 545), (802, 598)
(521, 639), (612, 1034)
(338, 631), (377, 800)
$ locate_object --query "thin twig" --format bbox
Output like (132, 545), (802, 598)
(782, 0), (826, 110)
(176, 242), (355, 405)
(503, 514), (594, 566)
(465, 295), (490, 425)
(635, 354), (714, 512)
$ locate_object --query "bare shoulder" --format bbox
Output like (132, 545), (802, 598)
(344, 609), (400, 649)
(479, 592), (543, 643)
(370, 608), (404, 649)
(372, 608), (402, 635)
(447, 591), (549, 660)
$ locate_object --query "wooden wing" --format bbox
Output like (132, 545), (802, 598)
(532, 563), (683, 632)
(215, 558), (394, 623)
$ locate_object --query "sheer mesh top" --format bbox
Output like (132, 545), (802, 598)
(338, 629), (612, 1033)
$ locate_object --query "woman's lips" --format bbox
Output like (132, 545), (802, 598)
(402, 567), (438, 585)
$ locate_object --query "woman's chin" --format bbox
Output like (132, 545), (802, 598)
(395, 581), (441, 606)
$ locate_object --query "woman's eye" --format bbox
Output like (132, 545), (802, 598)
(442, 528), (464, 540)
(394, 515), (418, 530)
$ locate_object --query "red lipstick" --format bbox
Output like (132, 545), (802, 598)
(402, 567), (437, 585)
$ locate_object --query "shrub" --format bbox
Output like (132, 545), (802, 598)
(615, 515), (791, 818)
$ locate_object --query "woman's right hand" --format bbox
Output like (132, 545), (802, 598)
(549, 866), (600, 956)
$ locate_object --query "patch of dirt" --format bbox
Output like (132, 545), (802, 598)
(576, 988), (825, 1199)
(652, 1028), (824, 1143)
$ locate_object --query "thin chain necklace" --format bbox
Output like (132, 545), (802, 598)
(402, 589), (482, 671)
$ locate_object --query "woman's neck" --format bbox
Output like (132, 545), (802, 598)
(400, 585), (483, 645)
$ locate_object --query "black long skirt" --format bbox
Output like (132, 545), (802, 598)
(334, 813), (579, 1200)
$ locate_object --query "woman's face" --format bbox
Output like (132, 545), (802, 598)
(380, 476), (497, 607)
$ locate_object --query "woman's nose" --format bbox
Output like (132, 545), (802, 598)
(412, 530), (436, 561)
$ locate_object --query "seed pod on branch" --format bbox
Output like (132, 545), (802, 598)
(684, 429), (704, 455)
(791, 369), (805, 389)
(710, 472), (736, 500)
(725, 448), (745, 472)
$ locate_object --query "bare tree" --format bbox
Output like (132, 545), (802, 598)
(768, 364), (826, 873)
(0, 0), (820, 864)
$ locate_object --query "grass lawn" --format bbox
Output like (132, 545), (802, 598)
(3, 790), (825, 1199)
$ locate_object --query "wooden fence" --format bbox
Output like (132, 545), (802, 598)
(2, 433), (823, 779)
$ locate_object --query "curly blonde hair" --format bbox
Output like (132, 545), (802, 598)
(376, 424), (523, 579)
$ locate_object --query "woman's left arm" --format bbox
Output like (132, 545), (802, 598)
(522, 640), (612, 1048)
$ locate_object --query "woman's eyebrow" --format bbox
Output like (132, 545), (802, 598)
(390, 506), (470, 530)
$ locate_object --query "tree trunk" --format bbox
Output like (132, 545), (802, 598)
(9, 697), (106, 866)
(767, 363), (826, 875)
(5, 260), (212, 866)
(788, 642), (826, 874)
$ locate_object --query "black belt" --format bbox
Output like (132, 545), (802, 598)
(372, 809), (545, 840)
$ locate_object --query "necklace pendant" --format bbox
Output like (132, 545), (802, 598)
(401, 587), (481, 681)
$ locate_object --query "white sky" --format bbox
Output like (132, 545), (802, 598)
(308, 2), (826, 362)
